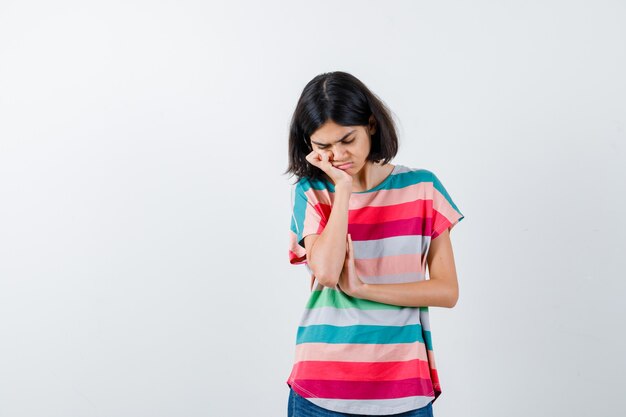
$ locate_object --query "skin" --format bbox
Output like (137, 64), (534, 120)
(303, 117), (459, 308)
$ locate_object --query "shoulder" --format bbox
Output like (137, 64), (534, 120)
(294, 175), (330, 190)
(392, 164), (437, 185)
(293, 176), (331, 202)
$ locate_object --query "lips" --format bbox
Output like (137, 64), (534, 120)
(334, 162), (352, 169)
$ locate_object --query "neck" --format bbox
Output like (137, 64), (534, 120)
(351, 161), (378, 192)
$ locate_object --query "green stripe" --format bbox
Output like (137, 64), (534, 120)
(306, 289), (403, 310)
(297, 323), (425, 344)
(290, 182), (308, 238)
(306, 169), (432, 194)
(431, 171), (464, 215)
(424, 329), (433, 351)
(299, 170), (463, 217)
(299, 177), (331, 192)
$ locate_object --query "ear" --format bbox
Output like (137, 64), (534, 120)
(368, 114), (376, 135)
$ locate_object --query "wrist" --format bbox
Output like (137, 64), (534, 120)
(334, 182), (352, 194)
(356, 282), (370, 298)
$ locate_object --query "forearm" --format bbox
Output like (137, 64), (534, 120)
(356, 279), (458, 308)
(309, 186), (351, 287)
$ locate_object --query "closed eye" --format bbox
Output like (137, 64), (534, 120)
(318, 139), (355, 149)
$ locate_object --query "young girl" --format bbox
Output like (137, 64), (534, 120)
(284, 71), (465, 417)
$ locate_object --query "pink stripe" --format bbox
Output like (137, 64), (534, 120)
(346, 182), (432, 209)
(288, 230), (306, 265)
(291, 359), (432, 381)
(303, 203), (328, 235)
(348, 199), (427, 224)
(431, 187), (462, 239)
(349, 216), (433, 241)
(291, 377), (435, 400)
(295, 342), (428, 363)
(355, 252), (424, 277)
(304, 181), (433, 211)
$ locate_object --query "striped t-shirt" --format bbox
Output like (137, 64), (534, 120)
(286, 164), (465, 415)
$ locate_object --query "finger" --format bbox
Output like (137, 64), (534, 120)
(320, 152), (331, 168)
(321, 152), (336, 168)
(311, 151), (325, 167)
(305, 150), (321, 166)
(347, 233), (354, 254)
(308, 152), (333, 173)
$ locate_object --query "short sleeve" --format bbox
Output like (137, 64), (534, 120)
(288, 181), (328, 265)
(430, 171), (465, 240)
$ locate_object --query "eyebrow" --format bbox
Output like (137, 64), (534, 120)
(310, 130), (356, 146)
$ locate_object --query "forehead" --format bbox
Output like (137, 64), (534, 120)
(311, 122), (362, 144)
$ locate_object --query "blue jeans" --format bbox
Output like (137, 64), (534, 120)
(288, 387), (434, 417)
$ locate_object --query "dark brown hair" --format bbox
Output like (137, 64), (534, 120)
(284, 71), (399, 184)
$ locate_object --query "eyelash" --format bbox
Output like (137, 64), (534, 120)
(318, 139), (354, 149)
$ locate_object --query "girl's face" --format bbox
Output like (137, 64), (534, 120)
(309, 116), (377, 175)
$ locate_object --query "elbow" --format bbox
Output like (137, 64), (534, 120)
(447, 287), (459, 308)
(307, 258), (340, 288)
(311, 266), (339, 288)
(316, 273), (339, 288)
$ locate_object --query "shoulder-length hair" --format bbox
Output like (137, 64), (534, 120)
(284, 71), (399, 184)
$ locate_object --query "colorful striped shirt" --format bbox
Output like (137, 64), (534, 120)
(286, 164), (465, 415)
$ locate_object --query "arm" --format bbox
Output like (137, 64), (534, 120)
(304, 185), (351, 288)
(354, 228), (460, 308)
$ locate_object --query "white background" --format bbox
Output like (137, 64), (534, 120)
(1, 1), (625, 416)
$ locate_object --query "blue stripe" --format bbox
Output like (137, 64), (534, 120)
(296, 323), (426, 345)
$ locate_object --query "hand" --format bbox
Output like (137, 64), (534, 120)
(337, 234), (365, 297)
(305, 150), (353, 189)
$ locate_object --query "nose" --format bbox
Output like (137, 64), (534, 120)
(329, 147), (347, 162)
